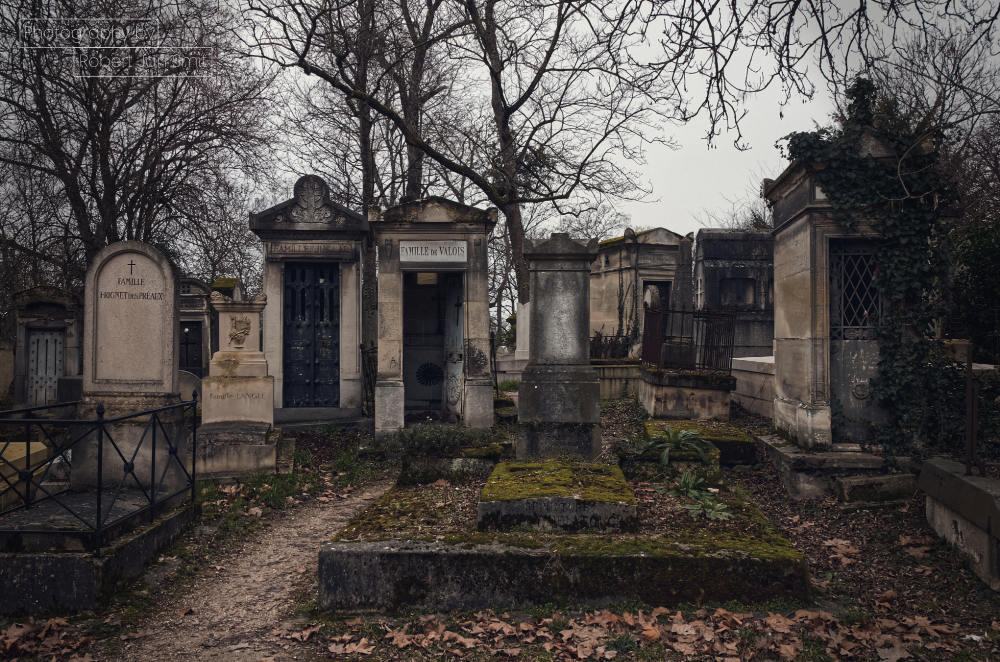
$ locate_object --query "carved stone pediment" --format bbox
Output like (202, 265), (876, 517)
(279, 175), (336, 225)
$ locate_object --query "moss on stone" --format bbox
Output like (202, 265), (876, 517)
(479, 460), (636, 505)
(644, 419), (751, 443)
(458, 443), (505, 459)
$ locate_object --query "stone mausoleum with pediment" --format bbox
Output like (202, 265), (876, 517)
(250, 176), (497, 432)
(250, 175), (369, 422)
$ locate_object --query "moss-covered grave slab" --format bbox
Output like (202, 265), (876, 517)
(477, 460), (637, 532)
(645, 419), (758, 465)
(321, 479), (810, 611)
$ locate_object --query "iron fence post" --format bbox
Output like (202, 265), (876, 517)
(191, 390), (198, 504)
(150, 411), (157, 509)
(95, 403), (104, 554)
(23, 420), (31, 508)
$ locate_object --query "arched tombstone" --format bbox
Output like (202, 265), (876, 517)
(72, 241), (186, 491)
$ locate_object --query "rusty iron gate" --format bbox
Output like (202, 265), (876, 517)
(640, 308), (736, 373)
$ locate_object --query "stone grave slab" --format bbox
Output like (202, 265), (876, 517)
(477, 460), (637, 532)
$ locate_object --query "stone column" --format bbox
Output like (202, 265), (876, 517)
(463, 236), (494, 429)
(74, 241), (184, 490)
(261, 259), (283, 411)
(517, 234), (601, 458)
(374, 240), (404, 436)
(514, 300), (531, 363)
(339, 260), (362, 408)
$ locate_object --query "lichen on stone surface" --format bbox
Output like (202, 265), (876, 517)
(479, 459), (636, 504)
(644, 419), (752, 443)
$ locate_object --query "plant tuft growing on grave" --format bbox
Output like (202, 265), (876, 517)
(497, 379), (520, 392)
(642, 427), (712, 468)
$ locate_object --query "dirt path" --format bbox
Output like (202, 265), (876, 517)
(115, 481), (392, 662)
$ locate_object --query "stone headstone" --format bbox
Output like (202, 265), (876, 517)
(517, 233), (601, 458)
(74, 241), (185, 490)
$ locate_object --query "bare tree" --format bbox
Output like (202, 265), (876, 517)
(249, 0), (665, 304)
(0, 0), (273, 265)
(555, 203), (630, 242)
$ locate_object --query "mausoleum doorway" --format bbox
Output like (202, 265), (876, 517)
(250, 175), (368, 421)
(282, 261), (341, 407)
(372, 197), (496, 436)
(402, 271), (464, 419)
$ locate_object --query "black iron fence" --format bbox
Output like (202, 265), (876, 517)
(589, 331), (634, 360)
(640, 308), (736, 374)
(0, 395), (198, 553)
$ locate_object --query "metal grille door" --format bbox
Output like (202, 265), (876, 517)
(830, 243), (880, 339)
(283, 263), (340, 407)
(829, 239), (883, 442)
(27, 330), (63, 405)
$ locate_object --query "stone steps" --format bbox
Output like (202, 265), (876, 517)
(757, 434), (913, 504)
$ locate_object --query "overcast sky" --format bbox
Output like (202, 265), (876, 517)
(619, 85), (837, 237)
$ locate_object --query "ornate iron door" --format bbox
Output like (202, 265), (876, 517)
(829, 239), (883, 442)
(27, 329), (62, 405)
(283, 263), (340, 407)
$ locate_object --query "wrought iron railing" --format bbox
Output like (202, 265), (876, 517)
(641, 308), (736, 374)
(0, 395), (198, 553)
(589, 331), (635, 359)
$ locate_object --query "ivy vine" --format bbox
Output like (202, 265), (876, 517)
(782, 78), (992, 453)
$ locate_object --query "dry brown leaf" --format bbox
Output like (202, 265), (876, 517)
(345, 637), (375, 654)
(443, 630), (478, 648)
(778, 639), (803, 660)
(247, 506), (263, 517)
(640, 625), (661, 642)
(764, 613), (795, 634)
(904, 546), (931, 559)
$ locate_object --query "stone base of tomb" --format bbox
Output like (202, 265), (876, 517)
(318, 536), (809, 611)
(0, 500), (196, 613)
(516, 364), (600, 459)
(636, 368), (735, 421)
(476, 460), (637, 532)
(195, 422), (279, 478)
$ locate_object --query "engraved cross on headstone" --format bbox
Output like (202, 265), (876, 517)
(127, 260), (136, 274)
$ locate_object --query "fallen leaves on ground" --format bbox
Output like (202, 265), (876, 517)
(0, 617), (92, 660)
(301, 605), (988, 660)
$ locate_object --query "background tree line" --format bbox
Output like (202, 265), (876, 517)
(1, 0), (999, 367)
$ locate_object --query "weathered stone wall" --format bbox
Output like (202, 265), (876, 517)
(732, 356), (775, 418)
(636, 368), (734, 420)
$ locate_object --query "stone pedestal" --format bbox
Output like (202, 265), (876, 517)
(199, 293), (275, 477)
(517, 234), (601, 458)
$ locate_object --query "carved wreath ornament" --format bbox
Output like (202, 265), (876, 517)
(229, 315), (252, 347)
